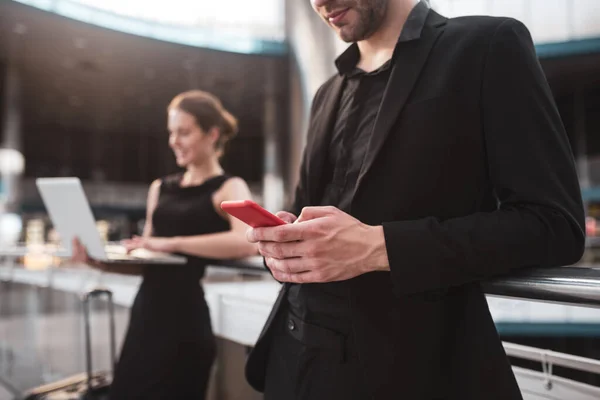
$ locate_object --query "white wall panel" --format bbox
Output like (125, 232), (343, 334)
(489, 0), (529, 27)
(449, 0), (488, 16)
(572, 0), (600, 39)
(431, 0), (600, 43)
(528, 0), (571, 43)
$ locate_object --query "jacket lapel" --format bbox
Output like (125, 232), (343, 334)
(353, 12), (447, 196)
(304, 75), (345, 205)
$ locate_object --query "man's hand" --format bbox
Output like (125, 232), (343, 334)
(122, 236), (176, 253)
(275, 211), (298, 224)
(247, 206), (390, 283)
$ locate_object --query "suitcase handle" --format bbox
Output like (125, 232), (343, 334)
(82, 286), (116, 393)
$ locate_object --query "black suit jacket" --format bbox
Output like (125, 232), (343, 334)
(246, 10), (585, 400)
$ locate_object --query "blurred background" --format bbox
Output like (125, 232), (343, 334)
(1, 0), (600, 398)
(1, 0), (600, 251)
(1, 0), (600, 250)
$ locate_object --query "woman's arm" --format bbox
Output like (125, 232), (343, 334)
(71, 179), (162, 275)
(142, 179), (161, 238)
(130, 177), (258, 260)
(71, 238), (145, 275)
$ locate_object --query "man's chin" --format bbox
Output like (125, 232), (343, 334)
(339, 35), (357, 43)
(337, 28), (359, 43)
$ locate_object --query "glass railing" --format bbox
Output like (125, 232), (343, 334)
(2, 251), (600, 398)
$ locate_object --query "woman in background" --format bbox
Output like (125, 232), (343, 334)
(72, 90), (257, 399)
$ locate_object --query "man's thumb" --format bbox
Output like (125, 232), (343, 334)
(276, 211), (297, 224)
(297, 206), (335, 223)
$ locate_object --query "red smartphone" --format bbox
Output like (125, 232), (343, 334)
(220, 200), (286, 228)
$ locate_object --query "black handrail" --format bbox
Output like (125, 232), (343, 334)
(482, 266), (600, 308)
(210, 258), (600, 308)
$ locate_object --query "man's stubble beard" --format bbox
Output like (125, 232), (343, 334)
(338, 0), (389, 42)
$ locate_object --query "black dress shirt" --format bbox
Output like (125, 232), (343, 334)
(286, 0), (431, 334)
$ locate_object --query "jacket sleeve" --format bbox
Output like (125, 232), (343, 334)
(265, 85), (326, 277)
(289, 84), (326, 215)
(382, 19), (585, 296)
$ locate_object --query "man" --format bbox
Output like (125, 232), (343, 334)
(245, 0), (585, 399)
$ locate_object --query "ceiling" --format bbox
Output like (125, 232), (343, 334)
(0, 0), (289, 184)
(2, 0), (598, 185)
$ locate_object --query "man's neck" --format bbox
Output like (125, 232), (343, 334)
(356, 0), (419, 72)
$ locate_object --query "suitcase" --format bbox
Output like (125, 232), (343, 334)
(22, 287), (117, 400)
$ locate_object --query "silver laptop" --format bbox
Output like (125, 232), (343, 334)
(36, 177), (186, 264)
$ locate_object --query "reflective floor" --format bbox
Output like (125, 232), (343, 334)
(0, 281), (129, 399)
(0, 387), (11, 400)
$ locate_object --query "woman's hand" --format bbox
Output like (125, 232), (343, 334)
(122, 236), (176, 253)
(71, 237), (106, 271)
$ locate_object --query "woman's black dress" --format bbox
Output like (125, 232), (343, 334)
(109, 174), (231, 399)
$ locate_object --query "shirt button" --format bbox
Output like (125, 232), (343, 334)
(288, 319), (296, 331)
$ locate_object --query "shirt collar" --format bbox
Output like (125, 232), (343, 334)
(335, 0), (431, 77)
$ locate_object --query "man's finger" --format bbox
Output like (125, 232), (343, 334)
(250, 223), (311, 243)
(271, 269), (323, 284)
(259, 241), (308, 259)
(266, 256), (312, 275)
(296, 206), (338, 223)
(276, 211), (297, 224)
(246, 228), (256, 243)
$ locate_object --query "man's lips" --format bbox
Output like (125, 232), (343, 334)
(327, 8), (350, 25)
